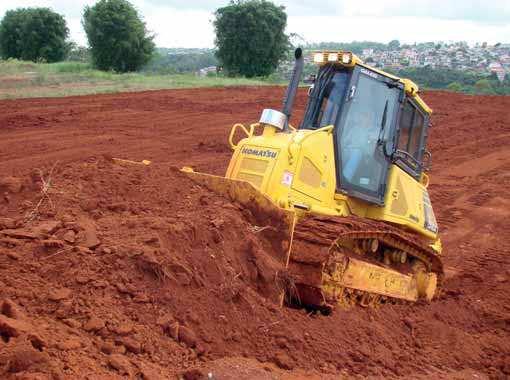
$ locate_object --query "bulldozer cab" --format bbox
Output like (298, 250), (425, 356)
(301, 59), (430, 205)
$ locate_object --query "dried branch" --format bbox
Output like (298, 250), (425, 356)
(25, 161), (59, 222)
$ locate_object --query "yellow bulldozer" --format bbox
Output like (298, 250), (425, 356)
(183, 48), (443, 313)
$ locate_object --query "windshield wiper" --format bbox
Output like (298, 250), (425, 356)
(377, 100), (388, 146)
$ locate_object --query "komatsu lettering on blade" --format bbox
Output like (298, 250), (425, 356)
(241, 147), (278, 159)
(182, 47), (444, 313)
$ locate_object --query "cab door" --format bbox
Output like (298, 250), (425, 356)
(334, 66), (402, 205)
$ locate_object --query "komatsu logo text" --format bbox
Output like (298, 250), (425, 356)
(241, 147), (278, 159)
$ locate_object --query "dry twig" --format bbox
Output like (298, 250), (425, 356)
(25, 162), (59, 222)
(257, 320), (281, 333)
(42, 246), (74, 261)
(249, 225), (277, 233)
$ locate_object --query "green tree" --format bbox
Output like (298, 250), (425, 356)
(214, 0), (289, 77)
(66, 42), (91, 62)
(474, 79), (493, 94)
(388, 39), (400, 50)
(143, 49), (219, 74)
(0, 8), (69, 62)
(447, 82), (463, 92)
(82, 0), (154, 72)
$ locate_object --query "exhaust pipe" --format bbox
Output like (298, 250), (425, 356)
(281, 48), (304, 131)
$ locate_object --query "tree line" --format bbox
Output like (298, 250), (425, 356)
(0, 0), (508, 95)
(0, 0), (154, 72)
(387, 67), (510, 95)
(0, 0), (289, 76)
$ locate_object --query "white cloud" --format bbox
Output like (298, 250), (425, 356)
(1, 0), (509, 47)
(143, 0), (510, 22)
(289, 15), (510, 45)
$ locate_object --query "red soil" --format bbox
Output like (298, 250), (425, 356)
(0, 87), (509, 379)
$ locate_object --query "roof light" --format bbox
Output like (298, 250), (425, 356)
(327, 53), (338, 62)
(313, 53), (324, 63)
(341, 53), (352, 64)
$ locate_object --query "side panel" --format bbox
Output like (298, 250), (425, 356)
(225, 132), (298, 209)
(366, 164), (439, 240)
(290, 131), (337, 207)
(227, 145), (280, 191)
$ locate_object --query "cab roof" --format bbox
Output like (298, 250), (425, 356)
(312, 50), (432, 115)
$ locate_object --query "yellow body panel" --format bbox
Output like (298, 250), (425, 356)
(366, 165), (438, 240)
(225, 124), (441, 253)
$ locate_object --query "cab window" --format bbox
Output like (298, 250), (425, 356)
(398, 102), (413, 152)
(335, 68), (400, 204)
(317, 71), (350, 128)
(396, 99), (427, 173)
(409, 111), (424, 159)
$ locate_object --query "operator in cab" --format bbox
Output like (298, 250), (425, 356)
(342, 109), (379, 187)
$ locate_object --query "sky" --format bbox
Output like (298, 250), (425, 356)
(1, 0), (509, 48)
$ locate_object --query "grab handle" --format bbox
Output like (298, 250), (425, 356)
(228, 123), (256, 149)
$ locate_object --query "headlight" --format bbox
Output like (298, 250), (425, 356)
(341, 53), (352, 64)
(313, 53), (324, 63)
(327, 53), (338, 62)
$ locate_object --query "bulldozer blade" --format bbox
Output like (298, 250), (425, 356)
(181, 167), (296, 268)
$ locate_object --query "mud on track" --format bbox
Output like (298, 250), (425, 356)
(0, 88), (509, 379)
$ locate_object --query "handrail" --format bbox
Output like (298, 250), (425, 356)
(228, 123), (256, 150)
(298, 124), (334, 144)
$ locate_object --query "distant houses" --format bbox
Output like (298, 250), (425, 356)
(489, 62), (506, 82)
(265, 42), (508, 84)
(197, 66), (218, 77)
(357, 42), (509, 80)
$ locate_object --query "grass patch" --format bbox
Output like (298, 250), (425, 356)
(49, 61), (93, 73)
(0, 59), (282, 100)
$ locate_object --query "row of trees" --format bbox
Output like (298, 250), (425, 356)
(144, 49), (218, 74)
(0, 0), (290, 76)
(0, 0), (154, 72)
(393, 67), (510, 95)
(3, 0), (503, 93)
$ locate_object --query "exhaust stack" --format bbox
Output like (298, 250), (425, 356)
(281, 48), (304, 131)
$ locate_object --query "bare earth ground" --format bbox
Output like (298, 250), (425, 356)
(0, 87), (509, 379)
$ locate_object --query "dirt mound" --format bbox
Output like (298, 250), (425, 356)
(0, 88), (509, 379)
(0, 159), (295, 378)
